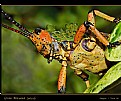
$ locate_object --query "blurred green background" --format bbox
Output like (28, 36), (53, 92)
(1, 6), (121, 94)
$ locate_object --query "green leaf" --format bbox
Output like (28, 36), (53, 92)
(105, 22), (121, 61)
(109, 22), (121, 42)
(84, 62), (121, 93)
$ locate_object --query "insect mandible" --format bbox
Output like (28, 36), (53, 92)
(1, 9), (121, 93)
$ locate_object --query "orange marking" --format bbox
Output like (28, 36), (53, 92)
(74, 24), (86, 44)
(90, 25), (109, 46)
(88, 11), (95, 26)
(58, 66), (66, 91)
(29, 30), (52, 52)
(40, 30), (52, 43)
(88, 12), (93, 22)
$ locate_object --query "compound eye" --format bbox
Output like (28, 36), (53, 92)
(34, 27), (42, 35)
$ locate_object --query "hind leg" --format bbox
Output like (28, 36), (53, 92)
(74, 70), (90, 88)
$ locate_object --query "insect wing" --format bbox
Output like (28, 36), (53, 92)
(105, 22), (121, 61)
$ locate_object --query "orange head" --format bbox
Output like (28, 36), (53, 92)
(2, 9), (53, 57)
(2, 23), (52, 57)
(28, 28), (52, 57)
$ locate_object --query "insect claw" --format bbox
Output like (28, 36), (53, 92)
(85, 80), (90, 88)
(47, 60), (51, 64)
(57, 90), (62, 94)
(113, 17), (121, 23)
(108, 41), (121, 48)
(58, 86), (66, 94)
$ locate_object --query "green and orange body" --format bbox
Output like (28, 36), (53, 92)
(1, 9), (121, 93)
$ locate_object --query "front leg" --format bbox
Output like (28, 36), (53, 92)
(84, 22), (109, 46)
(74, 24), (87, 45)
(88, 9), (121, 24)
(84, 22), (121, 47)
(73, 9), (121, 47)
(58, 57), (67, 93)
(86, 9), (121, 47)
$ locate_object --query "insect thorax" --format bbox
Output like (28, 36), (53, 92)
(45, 40), (75, 63)
(69, 38), (108, 73)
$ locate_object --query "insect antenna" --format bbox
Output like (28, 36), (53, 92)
(1, 9), (32, 36)
(2, 23), (29, 37)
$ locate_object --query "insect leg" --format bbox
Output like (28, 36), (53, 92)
(87, 9), (121, 47)
(73, 9), (121, 47)
(108, 40), (121, 48)
(76, 9), (121, 47)
(74, 70), (90, 88)
(74, 24), (87, 45)
(84, 21), (109, 46)
(87, 10), (110, 46)
(100, 32), (110, 39)
(88, 9), (121, 24)
(58, 57), (67, 93)
(84, 22), (121, 47)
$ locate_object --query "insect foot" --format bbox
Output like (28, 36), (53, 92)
(113, 17), (121, 23)
(108, 41), (121, 48)
(58, 86), (66, 94)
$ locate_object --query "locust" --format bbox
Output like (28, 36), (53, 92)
(1, 9), (121, 93)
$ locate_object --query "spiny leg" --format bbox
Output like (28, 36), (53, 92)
(73, 22), (109, 50)
(73, 9), (121, 47)
(100, 32), (110, 39)
(74, 70), (90, 88)
(88, 9), (121, 24)
(85, 9), (121, 47)
(84, 22), (121, 47)
(87, 10), (111, 46)
(58, 57), (67, 93)
(85, 22), (109, 46)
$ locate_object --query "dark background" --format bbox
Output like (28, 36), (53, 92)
(1, 6), (121, 94)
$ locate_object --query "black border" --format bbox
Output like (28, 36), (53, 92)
(1, 0), (121, 5)
(1, 2), (121, 101)
(1, 94), (121, 100)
